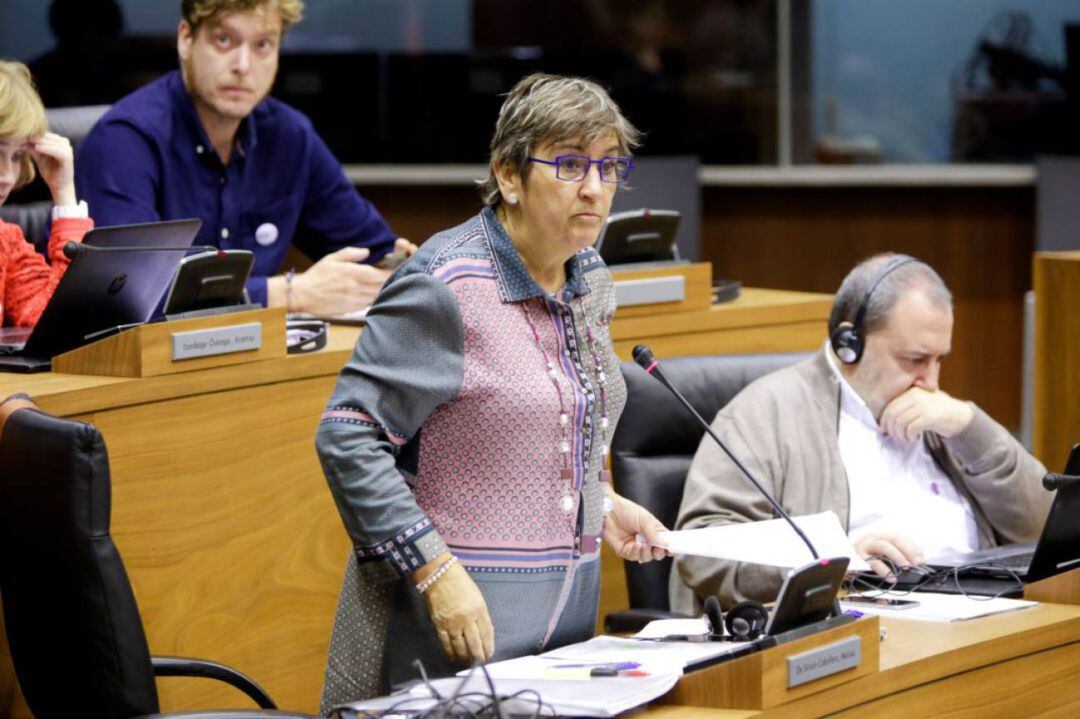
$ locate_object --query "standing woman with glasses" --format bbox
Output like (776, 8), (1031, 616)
(316, 73), (668, 705)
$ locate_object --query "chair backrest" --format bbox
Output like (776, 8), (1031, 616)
(0, 400), (159, 718)
(0, 105), (110, 253)
(610, 352), (813, 611)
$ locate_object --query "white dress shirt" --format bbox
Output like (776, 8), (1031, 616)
(824, 343), (981, 559)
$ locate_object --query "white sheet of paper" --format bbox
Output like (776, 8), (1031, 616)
(840, 591), (1037, 622)
(634, 616), (712, 639)
(658, 510), (871, 572)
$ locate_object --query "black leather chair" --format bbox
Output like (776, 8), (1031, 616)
(0, 395), (313, 719)
(0, 105), (109, 254)
(606, 352), (812, 628)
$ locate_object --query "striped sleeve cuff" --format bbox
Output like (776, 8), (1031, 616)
(320, 405), (409, 446)
(354, 518), (448, 576)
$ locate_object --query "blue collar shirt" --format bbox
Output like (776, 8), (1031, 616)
(76, 71), (397, 306)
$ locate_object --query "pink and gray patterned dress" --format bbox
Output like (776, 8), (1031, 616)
(317, 207), (626, 705)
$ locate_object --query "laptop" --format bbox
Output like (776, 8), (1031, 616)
(0, 218), (201, 372)
(925, 444), (1080, 583)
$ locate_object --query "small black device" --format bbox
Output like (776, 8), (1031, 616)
(702, 558), (849, 642)
(0, 218), (201, 372)
(766, 557), (850, 635)
(375, 250), (408, 270)
(830, 255), (917, 365)
(595, 208), (681, 265)
(843, 595), (920, 609)
(163, 249), (254, 316)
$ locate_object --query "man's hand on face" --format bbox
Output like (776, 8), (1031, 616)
(879, 387), (974, 443)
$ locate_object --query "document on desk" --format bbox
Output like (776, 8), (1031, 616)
(659, 510), (872, 572)
(431, 634), (752, 718)
(542, 634), (751, 676)
(840, 591), (1037, 622)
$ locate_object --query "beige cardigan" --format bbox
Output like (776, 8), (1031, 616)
(670, 350), (1052, 613)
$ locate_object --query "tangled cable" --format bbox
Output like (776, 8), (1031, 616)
(845, 555), (1024, 602)
(332, 659), (556, 719)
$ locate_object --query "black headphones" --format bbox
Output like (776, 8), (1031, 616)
(829, 255), (917, 365)
(703, 595), (770, 641)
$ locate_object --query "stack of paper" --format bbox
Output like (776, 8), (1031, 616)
(840, 591), (1037, 622)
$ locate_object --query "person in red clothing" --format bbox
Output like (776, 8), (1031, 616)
(0, 60), (93, 328)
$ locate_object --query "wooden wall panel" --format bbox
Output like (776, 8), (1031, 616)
(700, 186), (1035, 428)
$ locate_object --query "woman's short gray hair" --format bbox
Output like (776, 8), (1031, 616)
(828, 253), (953, 337)
(478, 73), (642, 207)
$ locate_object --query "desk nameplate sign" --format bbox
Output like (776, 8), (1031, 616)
(614, 275), (686, 307)
(172, 322), (262, 360)
(786, 635), (861, 688)
(51, 306), (285, 377)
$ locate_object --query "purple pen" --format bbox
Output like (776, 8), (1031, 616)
(553, 661), (641, 670)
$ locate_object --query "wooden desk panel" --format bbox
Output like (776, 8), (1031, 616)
(1032, 251), (1080, 471)
(641, 603), (1080, 718)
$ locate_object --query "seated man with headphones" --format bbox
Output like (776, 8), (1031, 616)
(670, 253), (1052, 612)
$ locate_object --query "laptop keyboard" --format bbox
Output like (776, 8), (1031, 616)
(993, 552), (1033, 571)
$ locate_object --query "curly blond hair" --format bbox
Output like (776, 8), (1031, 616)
(181, 0), (304, 32)
(0, 61), (47, 189)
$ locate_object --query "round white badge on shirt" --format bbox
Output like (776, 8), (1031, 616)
(255, 223), (279, 246)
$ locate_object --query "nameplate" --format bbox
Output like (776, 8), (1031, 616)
(786, 635), (861, 688)
(171, 322), (262, 361)
(613, 275), (686, 307)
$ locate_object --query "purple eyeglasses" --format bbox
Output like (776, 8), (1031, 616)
(527, 155), (635, 183)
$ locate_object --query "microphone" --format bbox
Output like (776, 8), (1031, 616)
(63, 242), (222, 260)
(632, 344), (820, 561)
(1043, 473), (1080, 491)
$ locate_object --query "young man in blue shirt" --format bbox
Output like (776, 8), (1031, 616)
(76, 0), (413, 313)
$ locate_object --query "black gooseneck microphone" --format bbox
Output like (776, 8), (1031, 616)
(632, 344), (820, 561)
(1043, 473), (1080, 491)
(63, 242), (222, 260)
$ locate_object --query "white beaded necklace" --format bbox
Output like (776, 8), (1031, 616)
(522, 297), (614, 516)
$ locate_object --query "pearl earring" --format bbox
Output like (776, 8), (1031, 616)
(507, 192), (518, 205)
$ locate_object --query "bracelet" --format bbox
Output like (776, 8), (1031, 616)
(285, 267), (297, 314)
(416, 555), (458, 594)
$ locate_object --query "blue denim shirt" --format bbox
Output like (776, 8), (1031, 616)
(76, 71), (396, 306)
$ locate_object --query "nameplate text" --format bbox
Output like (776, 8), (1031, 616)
(786, 635), (861, 688)
(172, 322), (262, 361)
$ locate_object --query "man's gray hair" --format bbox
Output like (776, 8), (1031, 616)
(828, 254), (953, 336)
(478, 73), (642, 207)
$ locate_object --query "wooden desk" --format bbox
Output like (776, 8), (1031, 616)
(641, 602), (1080, 717)
(0, 287), (830, 715)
